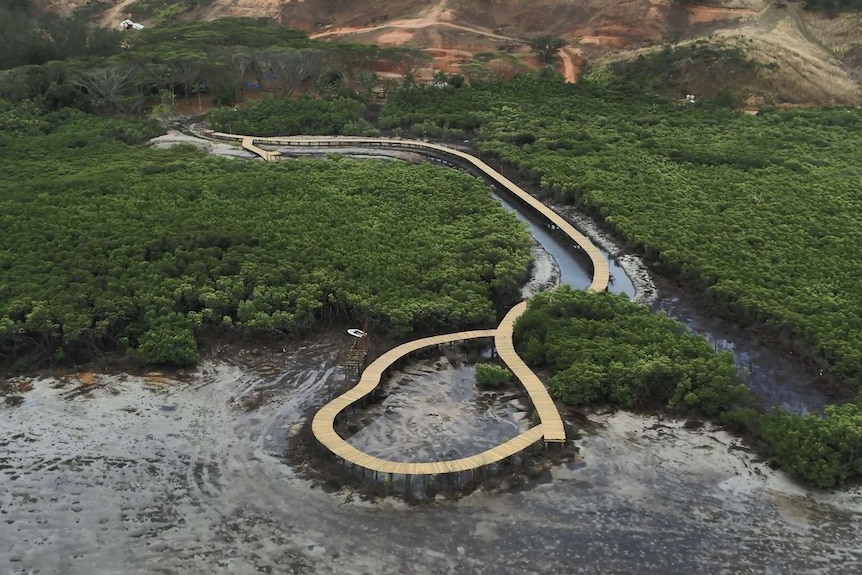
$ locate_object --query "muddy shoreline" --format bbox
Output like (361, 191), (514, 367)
(150, 130), (848, 412)
(149, 129), (846, 411)
(152, 130), (846, 412)
(4, 335), (861, 575)
(7, 131), (860, 574)
(286, 341), (578, 502)
(481, 150), (848, 412)
(4, 120), (862, 555)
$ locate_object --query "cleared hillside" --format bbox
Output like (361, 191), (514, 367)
(40, 0), (862, 105)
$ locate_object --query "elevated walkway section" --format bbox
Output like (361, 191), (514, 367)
(204, 131), (610, 476)
(208, 132), (609, 293)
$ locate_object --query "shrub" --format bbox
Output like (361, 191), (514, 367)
(476, 362), (514, 388)
(136, 315), (199, 366)
(757, 404), (862, 488)
(515, 287), (751, 415)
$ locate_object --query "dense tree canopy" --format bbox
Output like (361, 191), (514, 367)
(528, 36), (566, 65)
(209, 96), (373, 136)
(0, 0), (122, 70)
(515, 287), (751, 416)
(515, 288), (862, 488)
(0, 17), (417, 115)
(4, 15), (860, 489)
(750, 404), (862, 488)
(383, 69), (862, 487)
(381, 74), (862, 392)
(0, 106), (532, 367)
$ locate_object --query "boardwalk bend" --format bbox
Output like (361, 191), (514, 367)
(204, 131), (610, 477)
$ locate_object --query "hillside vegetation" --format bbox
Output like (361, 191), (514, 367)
(3, 5), (861, 488)
(23, 0), (862, 104)
(0, 16), (419, 115)
(0, 0), (121, 69)
(803, 0), (862, 12)
(516, 287), (749, 416)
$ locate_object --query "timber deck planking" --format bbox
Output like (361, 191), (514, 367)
(207, 132), (610, 475)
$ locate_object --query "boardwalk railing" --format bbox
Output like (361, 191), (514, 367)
(204, 131), (610, 477)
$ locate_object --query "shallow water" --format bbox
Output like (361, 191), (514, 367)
(150, 132), (841, 412)
(28, 134), (848, 575)
(491, 190), (635, 297)
(3, 349), (861, 575)
(491, 184), (834, 412)
(653, 291), (845, 413)
(346, 351), (529, 463)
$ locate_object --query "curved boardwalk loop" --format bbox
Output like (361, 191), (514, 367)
(206, 131), (609, 477)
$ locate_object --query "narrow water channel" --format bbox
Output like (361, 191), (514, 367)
(486, 169), (835, 413)
(490, 191), (635, 297)
(4, 134), (857, 575)
(250, 140), (835, 412)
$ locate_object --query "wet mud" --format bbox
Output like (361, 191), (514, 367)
(286, 338), (574, 504)
(653, 286), (854, 413)
(491, 160), (846, 414)
(344, 348), (530, 463)
(4, 339), (862, 574)
(152, 131), (850, 414)
(168, 129), (847, 415)
(151, 129), (255, 159)
(7, 133), (841, 573)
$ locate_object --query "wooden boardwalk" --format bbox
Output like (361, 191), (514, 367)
(206, 131), (610, 476)
(211, 132), (609, 293)
(241, 137), (280, 161)
(496, 301), (565, 441)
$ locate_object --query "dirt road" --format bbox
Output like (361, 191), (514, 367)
(558, 47), (581, 83)
(309, 19), (521, 43)
(99, 0), (139, 27)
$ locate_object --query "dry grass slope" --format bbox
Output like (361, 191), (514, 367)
(45, 0), (862, 104)
(716, 4), (860, 103)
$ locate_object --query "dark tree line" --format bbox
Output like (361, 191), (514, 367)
(208, 96), (373, 136)
(803, 0), (862, 13)
(379, 73), (862, 393)
(528, 35), (566, 65)
(0, 0), (122, 70)
(0, 106), (532, 368)
(0, 16), (424, 116)
(516, 288), (862, 488)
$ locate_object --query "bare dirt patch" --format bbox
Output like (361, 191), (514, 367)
(579, 35), (631, 49)
(685, 5), (756, 25)
(377, 29), (415, 45)
(150, 129), (255, 159)
(99, 0), (139, 26)
(558, 47), (582, 83)
(47, 0), (861, 103)
(717, 21), (860, 103)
